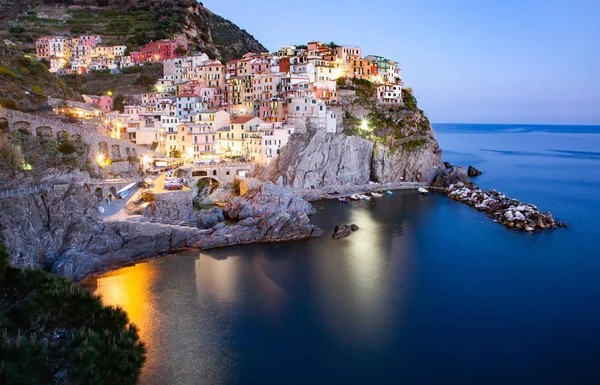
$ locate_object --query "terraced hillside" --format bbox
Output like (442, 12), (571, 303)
(0, 0), (267, 61)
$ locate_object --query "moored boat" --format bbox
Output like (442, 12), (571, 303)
(338, 197), (349, 203)
(371, 192), (383, 197)
(386, 190), (393, 195)
(350, 194), (361, 200)
(418, 187), (430, 195)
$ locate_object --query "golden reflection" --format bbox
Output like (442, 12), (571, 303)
(310, 206), (416, 347)
(195, 251), (289, 323)
(85, 262), (161, 375)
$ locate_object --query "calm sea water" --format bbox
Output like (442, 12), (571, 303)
(83, 124), (600, 385)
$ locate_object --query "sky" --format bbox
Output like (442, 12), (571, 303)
(204, 0), (599, 125)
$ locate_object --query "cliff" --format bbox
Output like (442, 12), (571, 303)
(0, 0), (266, 61)
(276, 83), (443, 188)
(0, 180), (321, 280)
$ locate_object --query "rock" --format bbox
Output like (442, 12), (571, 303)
(239, 217), (260, 227)
(432, 166), (471, 188)
(332, 224), (353, 239)
(213, 222), (226, 230)
(444, 161), (452, 169)
(197, 210), (219, 229)
(211, 207), (225, 222)
(0, 180), (323, 281)
(350, 224), (359, 231)
(238, 178), (261, 196)
(468, 166), (482, 177)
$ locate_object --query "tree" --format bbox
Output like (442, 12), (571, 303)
(174, 46), (188, 57)
(0, 243), (146, 384)
(113, 95), (125, 112)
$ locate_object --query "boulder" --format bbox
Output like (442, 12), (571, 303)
(350, 224), (360, 231)
(468, 166), (482, 177)
(238, 178), (262, 196)
(332, 224), (353, 239)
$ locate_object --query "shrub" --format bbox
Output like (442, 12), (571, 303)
(31, 85), (46, 97)
(57, 141), (77, 155)
(0, 244), (146, 384)
(121, 66), (142, 74)
(0, 98), (19, 110)
(0, 67), (17, 79)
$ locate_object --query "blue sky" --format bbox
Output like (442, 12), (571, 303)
(204, 0), (599, 125)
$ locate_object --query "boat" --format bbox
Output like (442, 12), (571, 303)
(350, 194), (361, 200)
(418, 187), (430, 195)
(371, 192), (383, 197)
(338, 197), (349, 203)
(358, 194), (371, 200)
(386, 190), (393, 195)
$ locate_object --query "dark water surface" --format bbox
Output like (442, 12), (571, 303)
(83, 124), (600, 385)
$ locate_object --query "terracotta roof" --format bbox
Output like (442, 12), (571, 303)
(231, 115), (257, 124)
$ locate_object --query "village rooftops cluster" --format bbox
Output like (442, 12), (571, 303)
(39, 38), (404, 166)
(35, 35), (188, 74)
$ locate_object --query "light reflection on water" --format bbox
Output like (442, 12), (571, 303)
(81, 124), (600, 385)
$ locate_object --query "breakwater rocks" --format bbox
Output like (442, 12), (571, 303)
(446, 182), (567, 231)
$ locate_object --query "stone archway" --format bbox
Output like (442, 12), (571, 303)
(111, 144), (121, 160)
(125, 147), (131, 157)
(36, 126), (53, 138)
(13, 121), (31, 135)
(98, 142), (109, 157)
(109, 186), (117, 197)
(0, 117), (8, 133)
(130, 148), (137, 158)
(56, 130), (69, 140)
(94, 187), (103, 200)
(195, 177), (221, 206)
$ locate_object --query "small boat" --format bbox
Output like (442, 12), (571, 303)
(338, 197), (349, 203)
(386, 190), (393, 195)
(350, 194), (361, 200)
(371, 192), (383, 197)
(358, 194), (371, 200)
(418, 187), (430, 195)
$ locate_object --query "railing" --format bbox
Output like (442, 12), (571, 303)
(0, 184), (53, 199)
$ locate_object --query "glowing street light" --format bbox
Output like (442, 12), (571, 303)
(361, 119), (369, 131)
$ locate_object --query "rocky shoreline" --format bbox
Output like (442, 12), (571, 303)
(446, 182), (567, 231)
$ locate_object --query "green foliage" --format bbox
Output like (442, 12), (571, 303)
(121, 66), (143, 74)
(336, 77), (346, 87)
(402, 88), (418, 111)
(0, 67), (17, 80)
(57, 141), (77, 155)
(31, 85), (46, 97)
(0, 243), (8, 277)
(113, 95), (125, 112)
(351, 77), (375, 99)
(402, 138), (427, 151)
(0, 98), (19, 111)
(0, 252), (146, 384)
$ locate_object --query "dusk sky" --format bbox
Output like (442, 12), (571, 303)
(205, 0), (599, 125)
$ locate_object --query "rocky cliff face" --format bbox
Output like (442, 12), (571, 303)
(276, 87), (443, 188)
(0, 180), (321, 280)
(277, 130), (374, 188)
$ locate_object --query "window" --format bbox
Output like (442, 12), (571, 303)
(296, 106), (300, 111)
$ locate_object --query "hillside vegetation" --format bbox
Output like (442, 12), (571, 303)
(0, 243), (146, 384)
(0, 0), (267, 61)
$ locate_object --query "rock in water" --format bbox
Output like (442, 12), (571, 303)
(468, 166), (483, 177)
(332, 224), (353, 239)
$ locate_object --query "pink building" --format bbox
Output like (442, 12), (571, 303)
(82, 95), (114, 112)
(258, 99), (286, 122)
(131, 39), (188, 63)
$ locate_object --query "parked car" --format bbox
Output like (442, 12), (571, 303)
(146, 168), (160, 175)
(164, 184), (183, 190)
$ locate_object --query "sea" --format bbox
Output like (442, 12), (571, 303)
(82, 123), (600, 385)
